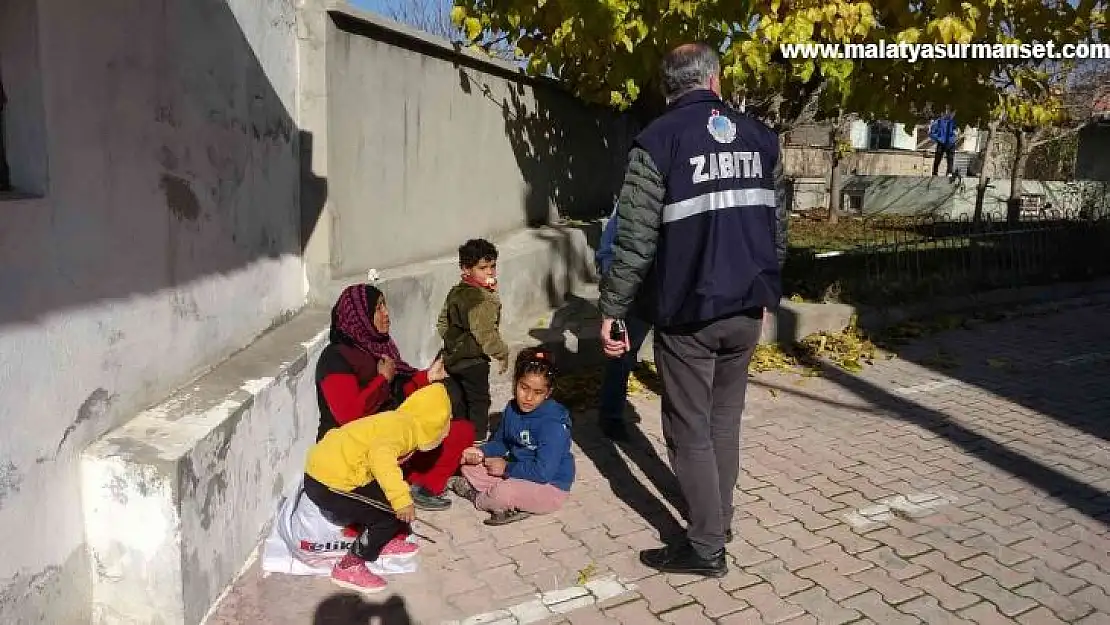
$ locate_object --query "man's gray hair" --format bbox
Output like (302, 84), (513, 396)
(660, 43), (720, 101)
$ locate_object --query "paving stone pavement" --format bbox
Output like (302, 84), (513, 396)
(206, 302), (1110, 624)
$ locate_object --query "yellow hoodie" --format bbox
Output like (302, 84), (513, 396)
(305, 383), (452, 511)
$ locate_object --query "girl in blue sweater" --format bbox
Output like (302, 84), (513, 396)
(449, 347), (575, 526)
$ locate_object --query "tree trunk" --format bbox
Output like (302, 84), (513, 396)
(973, 122), (997, 226)
(827, 126), (842, 224)
(1006, 130), (1029, 224)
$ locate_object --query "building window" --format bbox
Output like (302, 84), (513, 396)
(0, 0), (50, 197)
(868, 122), (893, 150)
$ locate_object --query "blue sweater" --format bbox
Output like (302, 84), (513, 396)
(930, 115), (957, 147)
(481, 398), (575, 491)
(595, 202), (619, 275)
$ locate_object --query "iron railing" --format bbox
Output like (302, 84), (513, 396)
(783, 210), (1110, 306)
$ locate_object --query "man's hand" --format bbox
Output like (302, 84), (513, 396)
(377, 356), (396, 382)
(484, 456), (508, 477)
(461, 446), (484, 465)
(427, 355), (446, 382)
(395, 505), (416, 523)
(600, 318), (630, 359)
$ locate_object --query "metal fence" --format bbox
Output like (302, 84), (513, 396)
(783, 210), (1110, 306)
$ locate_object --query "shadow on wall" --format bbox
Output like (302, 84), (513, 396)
(0, 0), (328, 331)
(455, 67), (636, 226)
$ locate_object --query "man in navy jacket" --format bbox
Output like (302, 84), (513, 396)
(598, 42), (786, 578)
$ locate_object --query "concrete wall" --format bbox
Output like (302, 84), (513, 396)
(0, 0), (305, 622)
(857, 176), (1110, 218)
(315, 8), (634, 288)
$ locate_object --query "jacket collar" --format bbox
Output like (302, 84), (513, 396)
(668, 89), (724, 111)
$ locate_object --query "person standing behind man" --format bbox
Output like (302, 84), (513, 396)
(598, 43), (787, 577)
(930, 108), (958, 176)
(594, 201), (652, 441)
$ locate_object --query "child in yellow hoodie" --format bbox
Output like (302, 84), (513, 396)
(303, 382), (452, 594)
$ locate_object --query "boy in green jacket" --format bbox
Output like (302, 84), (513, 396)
(437, 238), (509, 442)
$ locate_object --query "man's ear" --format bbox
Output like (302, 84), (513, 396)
(709, 74), (722, 97)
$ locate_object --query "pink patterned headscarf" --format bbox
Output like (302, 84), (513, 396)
(330, 284), (415, 375)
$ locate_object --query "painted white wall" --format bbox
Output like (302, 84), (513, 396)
(849, 120), (870, 150)
(891, 123), (917, 150)
(0, 0), (305, 622)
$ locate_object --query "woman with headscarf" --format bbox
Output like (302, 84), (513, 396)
(316, 284), (476, 510)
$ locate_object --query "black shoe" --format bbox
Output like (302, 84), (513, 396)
(599, 419), (630, 442)
(410, 485), (452, 511)
(447, 475), (477, 502)
(639, 542), (727, 578)
(484, 509), (532, 526)
(726, 529), (734, 543)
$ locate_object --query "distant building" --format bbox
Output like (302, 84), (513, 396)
(1075, 87), (1110, 181)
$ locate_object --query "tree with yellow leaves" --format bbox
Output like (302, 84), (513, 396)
(452, 0), (1105, 220)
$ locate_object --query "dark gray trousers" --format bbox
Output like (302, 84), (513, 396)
(654, 311), (762, 558)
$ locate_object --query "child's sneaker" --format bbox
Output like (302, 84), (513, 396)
(380, 536), (419, 557)
(330, 554), (386, 594)
(484, 509), (532, 526)
(447, 475), (477, 501)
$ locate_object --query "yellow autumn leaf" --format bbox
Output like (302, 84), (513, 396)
(449, 6), (467, 26)
(463, 17), (482, 42)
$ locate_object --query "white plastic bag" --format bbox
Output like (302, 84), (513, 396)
(261, 476), (418, 577)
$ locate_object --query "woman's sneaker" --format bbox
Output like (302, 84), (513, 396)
(330, 554), (386, 594)
(447, 475), (477, 501)
(380, 537), (419, 557)
(484, 509), (532, 526)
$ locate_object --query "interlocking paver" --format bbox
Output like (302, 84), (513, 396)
(604, 599), (657, 625)
(733, 582), (806, 623)
(816, 524), (880, 555)
(759, 538), (822, 571)
(1015, 606), (1069, 625)
(679, 579), (746, 619)
(807, 542), (874, 576)
(770, 521), (831, 550)
(900, 595), (977, 624)
(844, 590), (923, 625)
(960, 576), (1038, 617)
(962, 554), (1034, 589)
(796, 561), (868, 601)
(207, 302), (1110, 625)
(751, 558), (815, 596)
(960, 601), (1019, 625)
(912, 551), (982, 586)
(1015, 558), (1089, 596)
(787, 587), (861, 625)
(1016, 581), (1094, 622)
(634, 576), (690, 614)
(962, 535), (1031, 567)
(851, 565), (925, 605)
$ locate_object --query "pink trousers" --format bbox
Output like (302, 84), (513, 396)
(460, 464), (568, 514)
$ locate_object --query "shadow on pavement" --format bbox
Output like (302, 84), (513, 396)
(571, 404), (688, 543)
(775, 305), (1110, 528)
(313, 593), (414, 625)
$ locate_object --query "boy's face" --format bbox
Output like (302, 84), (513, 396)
(463, 258), (498, 287)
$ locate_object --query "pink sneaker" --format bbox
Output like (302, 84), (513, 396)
(379, 537), (419, 557)
(330, 555), (386, 594)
